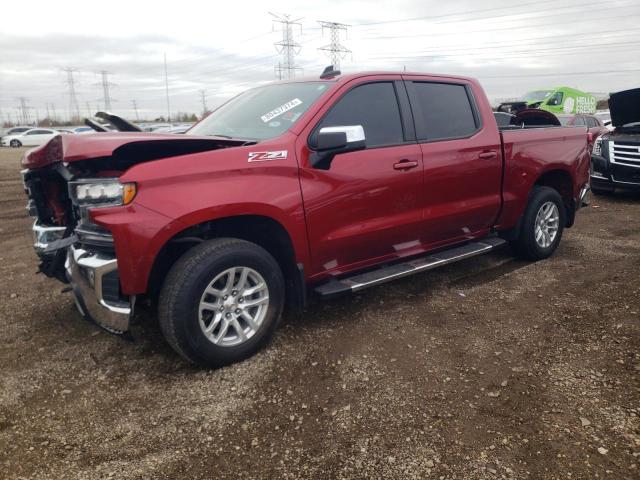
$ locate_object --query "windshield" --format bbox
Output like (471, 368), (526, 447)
(523, 90), (552, 102)
(188, 82), (331, 141)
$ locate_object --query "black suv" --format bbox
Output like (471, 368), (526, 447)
(591, 88), (640, 194)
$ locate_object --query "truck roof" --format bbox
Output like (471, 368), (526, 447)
(274, 70), (478, 85)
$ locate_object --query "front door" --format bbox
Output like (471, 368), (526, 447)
(298, 79), (424, 278)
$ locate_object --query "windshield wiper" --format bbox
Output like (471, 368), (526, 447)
(208, 133), (234, 139)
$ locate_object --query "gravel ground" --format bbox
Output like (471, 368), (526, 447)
(0, 146), (638, 479)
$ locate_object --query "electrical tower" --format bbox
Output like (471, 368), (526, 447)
(17, 97), (31, 124)
(50, 103), (57, 123)
(62, 68), (81, 121)
(199, 90), (208, 116)
(163, 53), (171, 122)
(98, 71), (115, 111)
(271, 13), (303, 80)
(131, 100), (140, 121)
(318, 21), (351, 70)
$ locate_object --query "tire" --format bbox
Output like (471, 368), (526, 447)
(158, 238), (285, 367)
(510, 186), (566, 261)
(9, 139), (22, 148)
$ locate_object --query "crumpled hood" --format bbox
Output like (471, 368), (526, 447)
(609, 88), (640, 127)
(21, 132), (248, 169)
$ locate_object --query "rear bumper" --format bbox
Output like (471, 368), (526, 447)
(65, 245), (133, 333)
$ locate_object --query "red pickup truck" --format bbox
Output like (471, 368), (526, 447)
(22, 70), (590, 367)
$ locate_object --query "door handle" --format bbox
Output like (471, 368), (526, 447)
(393, 160), (419, 170)
(478, 151), (497, 160)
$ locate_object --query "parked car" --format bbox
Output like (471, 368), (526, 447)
(2, 126), (32, 137)
(21, 70), (590, 367)
(557, 114), (609, 152)
(1, 128), (58, 147)
(590, 87), (640, 194)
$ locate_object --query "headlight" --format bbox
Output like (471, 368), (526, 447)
(69, 179), (137, 207)
(592, 137), (603, 156)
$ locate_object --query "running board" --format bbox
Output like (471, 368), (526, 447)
(314, 237), (507, 297)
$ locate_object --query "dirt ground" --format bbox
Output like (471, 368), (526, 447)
(0, 146), (638, 480)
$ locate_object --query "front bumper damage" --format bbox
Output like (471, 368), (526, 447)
(33, 222), (134, 333)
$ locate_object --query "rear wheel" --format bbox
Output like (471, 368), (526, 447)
(9, 139), (21, 148)
(510, 186), (566, 260)
(158, 238), (285, 367)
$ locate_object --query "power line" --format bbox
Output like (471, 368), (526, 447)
(271, 13), (303, 80)
(318, 21), (351, 70)
(62, 68), (80, 121)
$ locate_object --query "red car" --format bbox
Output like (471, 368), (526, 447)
(22, 69), (591, 367)
(557, 114), (608, 152)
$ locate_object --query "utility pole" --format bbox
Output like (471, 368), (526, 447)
(17, 97), (31, 124)
(131, 99), (140, 121)
(62, 68), (81, 121)
(86, 101), (92, 117)
(318, 21), (351, 70)
(163, 53), (171, 122)
(50, 103), (57, 123)
(199, 89), (208, 117)
(271, 13), (303, 80)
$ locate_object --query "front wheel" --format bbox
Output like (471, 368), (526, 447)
(158, 238), (285, 367)
(9, 139), (22, 148)
(510, 186), (566, 260)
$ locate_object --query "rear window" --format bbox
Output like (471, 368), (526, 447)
(409, 82), (478, 141)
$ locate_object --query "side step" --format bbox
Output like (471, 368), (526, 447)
(314, 237), (507, 297)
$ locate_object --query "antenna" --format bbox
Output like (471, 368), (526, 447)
(270, 13), (303, 80)
(318, 21), (351, 70)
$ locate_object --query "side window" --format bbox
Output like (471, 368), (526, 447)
(410, 82), (478, 141)
(573, 117), (586, 126)
(547, 91), (564, 106)
(586, 117), (597, 127)
(316, 82), (404, 148)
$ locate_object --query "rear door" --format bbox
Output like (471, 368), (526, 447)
(403, 77), (503, 245)
(298, 78), (425, 277)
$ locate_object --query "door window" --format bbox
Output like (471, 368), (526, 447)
(409, 82), (478, 141)
(573, 117), (586, 126)
(547, 91), (564, 106)
(314, 82), (404, 148)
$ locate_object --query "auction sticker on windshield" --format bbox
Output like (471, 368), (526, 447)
(261, 99), (302, 123)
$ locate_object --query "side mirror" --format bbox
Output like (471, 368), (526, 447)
(310, 125), (366, 170)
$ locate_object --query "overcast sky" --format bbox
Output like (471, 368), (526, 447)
(1, 0), (639, 123)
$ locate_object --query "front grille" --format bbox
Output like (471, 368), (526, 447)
(609, 141), (640, 169)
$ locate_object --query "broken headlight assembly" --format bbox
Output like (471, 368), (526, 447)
(69, 179), (137, 208)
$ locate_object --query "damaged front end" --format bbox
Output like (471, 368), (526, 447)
(22, 146), (134, 333)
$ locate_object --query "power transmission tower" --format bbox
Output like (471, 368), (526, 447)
(131, 99), (140, 121)
(50, 103), (57, 122)
(62, 68), (81, 121)
(271, 13), (303, 80)
(97, 71), (115, 111)
(318, 21), (351, 70)
(86, 101), (92, 117)
(199, 89), (208, 116)
(17, 97), (31, 124)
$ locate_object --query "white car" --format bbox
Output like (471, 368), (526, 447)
(1, 128), (59, 148)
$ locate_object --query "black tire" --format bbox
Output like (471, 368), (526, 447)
(9, 139), (21, 148)
(510, 186), (566, 261)
(158, 238), (285, 367)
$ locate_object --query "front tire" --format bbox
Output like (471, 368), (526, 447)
(510, 186), (566, 260)
(158, 238), (285, 367)
(9, 139), (22, 148)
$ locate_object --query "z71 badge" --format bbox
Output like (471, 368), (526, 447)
(248, 151), (288, 162)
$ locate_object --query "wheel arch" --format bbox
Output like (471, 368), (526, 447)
(147, 214), (306, 313)
(533, 168), (576, 227)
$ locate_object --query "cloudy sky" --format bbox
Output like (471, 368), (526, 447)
(1, 0), (639, 123)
